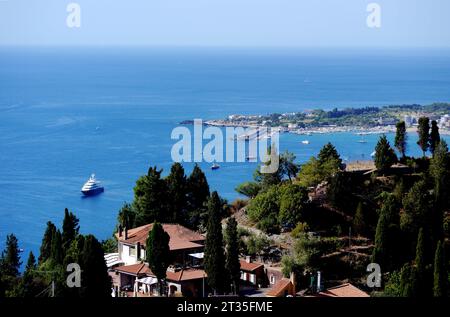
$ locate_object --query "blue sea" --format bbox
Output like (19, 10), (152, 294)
(1, 47), (450, 260)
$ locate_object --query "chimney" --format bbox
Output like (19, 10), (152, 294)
(245, 256), (251, 263)
(317, 271), (322, 292)
(290, 272), (296, 295)
(118, 225), (123, 238)
(136, 242), (141, 260)
(124, 227), (128, 240)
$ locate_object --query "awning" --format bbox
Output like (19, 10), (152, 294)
(188, 252), (204, 259)
(136, 277), (158, 285)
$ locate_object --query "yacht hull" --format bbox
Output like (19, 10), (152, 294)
(81, 187), (104, 196)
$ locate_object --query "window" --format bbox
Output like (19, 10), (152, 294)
(129, 246), (136, 257)
(270, 275), (276, 285)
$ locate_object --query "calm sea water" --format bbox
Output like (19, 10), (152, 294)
(1, 47), (450, 259)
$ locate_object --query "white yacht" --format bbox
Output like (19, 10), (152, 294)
(301, 140), (310, 145)
(81, 174), (104, 196)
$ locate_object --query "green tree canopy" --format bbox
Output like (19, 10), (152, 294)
(166, 163), (188, 224)
(278, 184), (309, 227)
(429, 120), (441, 156)
(204, 191), (226, 295)
(374, 135), (398, 174)
(225, 217), (241, 294)
(395, 121), (407, 158)
(133, 166), (169, 226)
(39, 221), (57, 264)
(417, 117), (430, 156)
(62, 208), (79, 252)
(79, 235), (111, 297)
(146, 222), (171, 296)
(0, 234), (22, 278)
(433, 240), (447, 297)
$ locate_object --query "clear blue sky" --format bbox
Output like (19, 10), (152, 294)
(0, 0), (449, 47)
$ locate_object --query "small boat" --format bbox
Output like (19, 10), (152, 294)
(371, 151), (376, 157)
(211, 163), (220, 170)
(357, 140), (367, 144)
(246, 156), (257, 161)
(301, 140), (310, 145)
(81, 174), (104, 196)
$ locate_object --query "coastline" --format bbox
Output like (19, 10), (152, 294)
(200, 120), (450, 136)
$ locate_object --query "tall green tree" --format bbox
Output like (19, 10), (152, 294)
(414, 228), (427, 297)
(278, 184), (309, 228)
(372, 195), (397, 270)
(401, 180), (431, 240)
(62, 208), (79, 252)
(186, 164), (210, 229)
(417, 117), (430, 156)
(374, 135), (397, 174)
(353, 202), (367, 236)
(166, 163), (188, 224)
(318, 142), (342, 166)
(133, 166), (169, 225)
(117, 202), (136, 229)
(18, 251), (42, 298)
(50, 229), (63, 265)
(225, 217), (240, 295)
(39, 221), (57, 264)
(395, 121), (407, 158)
(433, 240), (447, 297)
(146, 222), (171, 296)
(429, 120), (441, 156)
(79, 235), (111, 297)
(0, 234), (22, 277)
(204, 191), (226, 295)
(429, 140), (449, 242)
(279, 151), (300, 182)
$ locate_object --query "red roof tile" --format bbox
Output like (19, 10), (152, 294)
(316, 283), (369, 298)
(116, 223), (205, 251)
(239, 259), (264, 272)
(266, 278), (293, 297)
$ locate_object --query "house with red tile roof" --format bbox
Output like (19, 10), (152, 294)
(311, 283), (370, 298)
(112, 223), (207, 297)
(239, 257), (265, 286)
(265, 273), (296, 297)
(116, 223), (205, 266)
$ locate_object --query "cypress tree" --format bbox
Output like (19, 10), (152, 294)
(414, 228), (426, 296)
(225, 217), (241, 294)
(62, 208), (79, 252)
(353, 202), (366, 236)
(433, 240), (447, 297)
(374, 135), (397, 174)
(372, 197), (394, 270)
(117, 202), (136, 230)
(133, 166), (169, 225)
(39, 221), (57, 264)
(79, 235), (111, 297)
(318, 142), (342, 166)
(51, 229), (63, 265)
(146, 222), (171, 296)
(417, 117), (430, 156)
(186, 164), (210, 229)
(0, 234), (22, 277)
(395, 121), (407, 159)
(204, 191), (226, 295)
(429, 120), (441, 156)
(20, 251), (38, 297)
(166, 163), (188, 224)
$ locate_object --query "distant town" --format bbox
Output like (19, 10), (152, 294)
(199, 103), (450, 135)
